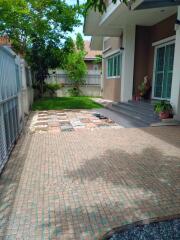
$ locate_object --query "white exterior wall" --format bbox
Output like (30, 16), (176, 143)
(171, 6), (180, 120)
(56, 86), (101, 97)
(46, 68), (101, 97)
(121, 25), (136, 102)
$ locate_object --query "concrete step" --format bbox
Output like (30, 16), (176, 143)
(110, 101), (159, 126)
(112, 102), (159, 120)
(110, 106), (154, 126)
(109, 106), (149, 127)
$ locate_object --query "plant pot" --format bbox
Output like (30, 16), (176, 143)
(159, 111), (170, 119)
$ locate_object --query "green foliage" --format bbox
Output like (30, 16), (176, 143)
(64, 33), (87, 96)
(66, 52), (87, 84)
(65, 50), (87, 96)
(0, 0), (80, 52)
(46, 83), (62, 91)
(68, 87), (82, 97)
(154, 101), (173, 113)
(0, 0), (81, 95)
(138, 81), (146, 95)
(32, 97), (103, 110)
(63, 37), (75, 54)
(94, 54), (102, 64)
(76, 32), (85, 51)
(45, 82), (62, 97)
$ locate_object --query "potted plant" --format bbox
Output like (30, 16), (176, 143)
(154, 101), (173, 119)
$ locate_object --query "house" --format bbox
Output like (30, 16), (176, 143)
(0, 44), (33, 173)
(46, 41), (102, 97)
(84, 0), (180, 120)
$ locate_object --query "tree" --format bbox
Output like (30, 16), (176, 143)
(76, 33), (85, 51)
(26, 37), (63, 95)
(85, 0), (135, 13)
(0, 0), (81, 95)
(64, 34), (87, 96)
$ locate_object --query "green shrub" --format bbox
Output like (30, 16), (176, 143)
(64, 33), (87, 96)
(154, 100), (173, 113)
(45, 82), (62, 97)
(68, 87), (81, 97)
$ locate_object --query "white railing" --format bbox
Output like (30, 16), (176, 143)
(46, 72), (101, 86)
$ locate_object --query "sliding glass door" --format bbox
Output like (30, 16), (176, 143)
(153, 42), (175, 99)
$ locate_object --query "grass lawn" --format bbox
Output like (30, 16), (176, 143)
(32, 97), (103, 110)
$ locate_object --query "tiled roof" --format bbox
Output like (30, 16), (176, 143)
(0, 36), (11, 46)
(84, 41), (102, 60)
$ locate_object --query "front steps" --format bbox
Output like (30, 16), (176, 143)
(109, 100), (160, 127)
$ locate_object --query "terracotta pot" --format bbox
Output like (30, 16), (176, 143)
(159, 111), (170, 119)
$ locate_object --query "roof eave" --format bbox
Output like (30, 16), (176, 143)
(132, 0), (180, 10)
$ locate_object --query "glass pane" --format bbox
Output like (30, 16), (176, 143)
(166, 72), (172, 99)
(166, 44), (175, 70)
(108, 59), (113, 77)
(162, 43), (175, 99)
(108, 59), (110, 76)
(107, 54), (122, 77)
(114, 56), (117, 76)
(117, 55), (120, 76)
(154, 73), (163, 98)
(156, 47), (165, 71)
(110, 58), (113, 76)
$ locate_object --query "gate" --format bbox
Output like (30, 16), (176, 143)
(0, 46), (21, 172)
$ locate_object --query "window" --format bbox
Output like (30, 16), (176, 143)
(107, 53), (122, 78)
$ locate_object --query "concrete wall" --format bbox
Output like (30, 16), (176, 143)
(55, 85), (101, 97)
(133, 14), (177, 96)
(46, 66), (102, 97)
(102, 37), (122, 101)
(20, 59), (34, 115)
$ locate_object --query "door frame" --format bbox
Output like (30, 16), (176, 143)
(152, 40), (175, 100)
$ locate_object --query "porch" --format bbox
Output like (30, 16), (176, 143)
(84, 3), (180, 121)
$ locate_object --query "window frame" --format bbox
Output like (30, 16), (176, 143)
(106, 53), (122, 79)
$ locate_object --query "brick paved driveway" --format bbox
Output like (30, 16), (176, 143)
(0, 113), (180, 240)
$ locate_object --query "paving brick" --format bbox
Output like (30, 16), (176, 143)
(0, 114), (179, 239)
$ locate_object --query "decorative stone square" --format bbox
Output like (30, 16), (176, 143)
(30, 110), (122, 133)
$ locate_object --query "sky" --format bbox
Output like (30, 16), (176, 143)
(67, 0), (91, 41)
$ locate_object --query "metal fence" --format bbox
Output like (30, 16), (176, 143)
(0, 46), (21, 172)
